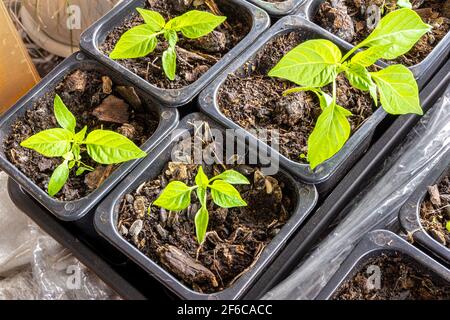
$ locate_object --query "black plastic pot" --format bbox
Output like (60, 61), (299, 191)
(0, 52), (179, 221)
(94, 112), (318, 300)
(245, 0), (305, 17)
(296, 0), (450, 88)
(399, 151), (450, 265)
(79, 0), (270, 108)
(317, 229), (450, 299)
(198, 15), (386, 194)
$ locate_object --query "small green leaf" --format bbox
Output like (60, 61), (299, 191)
(307, 103), (352, 169)
(371, 65), (422, 115)
(165, 10), (226, 39)
(345, 63), (377, 105)
(85, 130), (146, 164)
(195, 166), (209, 188)
(164, 30), (178, 48)
(74, 126), (87, 143)
(397, 0), (412, 9)
(350, 45), (390, 67)
(110, 24), (159, 60)
(211, 170), (250, 185)
(54, 94), (76, 133)
(76, 166), (92, 176)
(195, 206), (209, 244)
(136, 8), (165, 31)
(197, 187), (207, 207)
(446, 221), (450, 232)
(162, 46), (177, 81)
(21, 128), (73, 157)
(153, 181), (193, 211)
(68, 160), (75, 169)
(357, 8), (431, 60)
(72, 144), (81, 161)
(63, 151), (74, 161)
(269, 39), (342, 87)
(210, 180), (247, 208)
(48, 161), (69, 196)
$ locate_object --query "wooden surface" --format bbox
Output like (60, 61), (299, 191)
(0, 0), (40, 114)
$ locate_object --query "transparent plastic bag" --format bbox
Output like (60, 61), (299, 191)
(263, 84), (450, 300)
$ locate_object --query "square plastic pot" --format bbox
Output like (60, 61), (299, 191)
(399, 151), (450, 265)
(198, 15), (386, 193)
(0, 52), (179, 221)
(94, 112), (318, 300)
(296, 0), (450, 87)
(244, 0), (305, 17)
(79, 0), (271, 107)
(316, 229), (450, 299)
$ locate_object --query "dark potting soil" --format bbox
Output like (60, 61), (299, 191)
(420, 173), (450, 248)
(3, 70), (158, 201)
(100, 0), (251, 89)
(334, 253), (450, 300)
(117, 128), (295, 293)
(218, 31), (375, 163)
(315, 0), (450, 66)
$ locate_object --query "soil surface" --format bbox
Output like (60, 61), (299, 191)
(334, 253), (450, 300)
(100, 0), (251, 89)
(117, 124), (295, 293)
(420, 174), (450, 248)
(218, 31), (375, 163)
(3, 70), (158, 201)
(315, 0), (450, 66)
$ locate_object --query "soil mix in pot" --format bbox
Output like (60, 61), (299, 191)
(218, 31), (375, 163)
(314, 0), (450, 66)
(420, 173), (450, 248)
(334, 253), (450, 300)
(100, 0), (251, 89)
(117, 125), (296, 293)
(3, 70), (158, 201)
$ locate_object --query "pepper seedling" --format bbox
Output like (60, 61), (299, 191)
(153, 166), (249, 244)
(269, 8), (430, 169)
(20, 94), (147, 197)
(109, 8), (226, 80)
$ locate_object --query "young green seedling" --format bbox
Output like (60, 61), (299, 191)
(153, 166), (249, 244)
(21, 94), (147, 197)
(269, 8), (430, 169)
(109, 8), (226, 80)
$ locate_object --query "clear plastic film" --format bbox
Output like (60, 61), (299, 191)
(263, 84), (450, 300)
(0, 173), (118, 300)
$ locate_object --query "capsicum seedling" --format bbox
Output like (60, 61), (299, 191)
(20, 94), (147, 197)
(109, 8), (226, 80)
(153, 166), (249, 244)
(269, 8), (430, 169)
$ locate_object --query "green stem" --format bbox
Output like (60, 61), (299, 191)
(332, 79), (337, 106)
(340, 45), (361, 63)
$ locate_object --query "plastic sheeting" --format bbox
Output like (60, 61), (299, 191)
(0, 173), (118, 300)
(263, 84), (450, 300)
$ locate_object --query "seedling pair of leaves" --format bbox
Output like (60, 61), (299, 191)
(20, 94), (146, 196)
(110, 8), (226, 80)
(153, 166), (249, 244)
(269, 8), (430, 169)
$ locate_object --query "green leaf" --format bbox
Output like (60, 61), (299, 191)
(446, 220), (450, 232)
(370, 65), (422, 115)
(162, 46), (177, 81)
(345, 63), (378, 105)
(195, 206), (209, 244)
(196, 187), (207, 207)
(350, 45), (390, 67)
(74, 126), (87, 143)
(397, 0), (412, 9)
(307, 103), (352, 169)
(63, 152), (74, 161)
(54, 94), (76, 133)
(164, 30), (178, 48)
(110, 24), (159, 59)
(48, 161), (69, 196)
(20, 128), (73, 157)
(72, 144), (81, 161)
(210, 180), (247, 208)
(195, 166), (209, 188)
(357, 8), (431, 60)
(85, 130), (146, 164)
(153, 181), (193, 211)
(76, 166), (92, 176)
(165, 10), (226, 39)
(136, 8), (165, 31)
(211, 170), (250, 185)
(269, 39), (342, 87)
